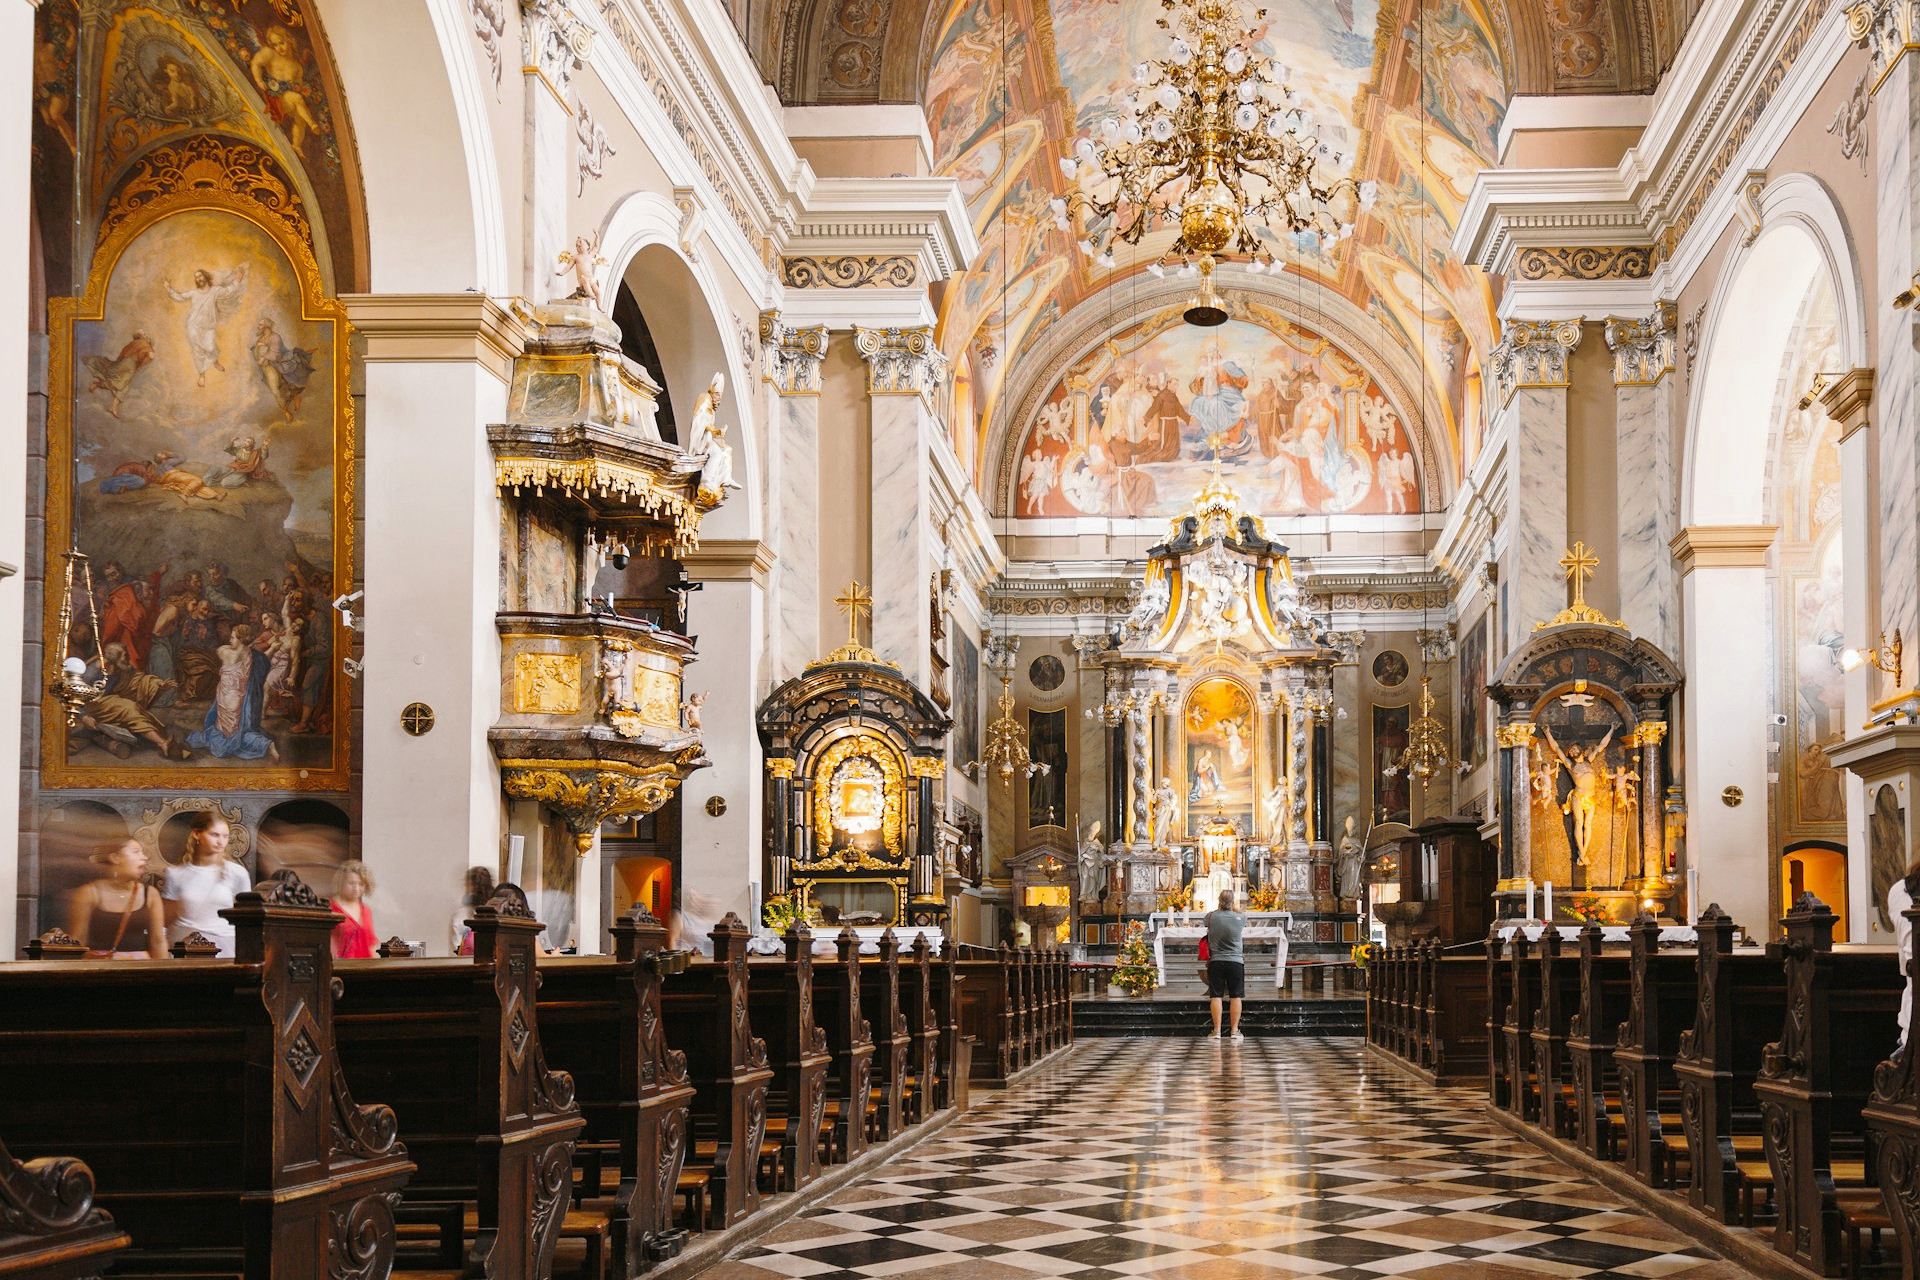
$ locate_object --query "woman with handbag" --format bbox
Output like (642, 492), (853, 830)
(70, 838), (167, 959)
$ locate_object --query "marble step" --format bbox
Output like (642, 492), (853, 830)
(1070, 995), (1366, 1038)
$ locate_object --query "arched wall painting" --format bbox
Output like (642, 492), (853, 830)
(1184, 678), (1254, 837)
(1013, 317), (1420, 519)
(44, 200), (350, 790)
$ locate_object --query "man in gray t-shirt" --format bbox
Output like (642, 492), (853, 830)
(1204, 891), (1248, 1041)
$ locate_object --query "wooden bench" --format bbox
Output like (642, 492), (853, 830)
(1530, 929), (1585, 1141)
(1754, 893), (1903, 1275)
(659, 914), (773, 1230)
(333, 886), (587, 1279)
(1495, 932), (1537, 1119)
(1566, 926), (1633, 1162)
(746, 926), (831, 1192)
(0, 871), (416, 1279)
(1674, 905), (1786, 1226)
(929, 940), (971, 1113)
(1864, 900), (1920, 1280)
(958, 945), (1020, 1087)
(0, 1134), (129, 1280)
(899, 934), (942, 1125)
(814, 928), (875, 1165)
(535, 906), (698, 1275)
(1612, 914), (1699, 1189)
(858, 931), (912, 1141)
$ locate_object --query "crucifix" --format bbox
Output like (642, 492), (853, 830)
(836, 580), (874, 647)
(1560, 541), (1599, 612)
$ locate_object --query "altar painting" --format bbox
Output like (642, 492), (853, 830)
(1013, 317), (1420, 519)
(1183, 678), (1254, 834)
(1457, 611), (1488, 769)
(1373, 704), (1410, 825)
(45, 202), (348, 789)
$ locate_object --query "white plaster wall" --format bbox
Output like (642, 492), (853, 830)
(1680, 563), (1774, 933)
(360, 359), (508, 951)
(680, 578), (765, 925)
(0, 0), (32, 958)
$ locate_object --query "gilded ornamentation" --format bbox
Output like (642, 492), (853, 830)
(1491, 318), (1583, 405)
(499, 757), (696, 853)
(95, 135), (308, 251)
(1604, 303), (1677, 386)
(759, 312), (829, 394)
(1496, 723), (1536, 749)
(515, 652), (583, 714)
(1737, 170), (1768, 246)
(780, 256), (918, 289)
(1848, 0), (1919, 88)
(1535, 542), (1628, 631)
(1514, 246), (1653, 282)
(808, 734), (907, 864)
(494, 458), (703, 553)
(765, 756), (796, 779)
(521, 0), (594, 101)
(909, 756), (947, 778)
(597, 639), (683, 738)
(1636, 720), (1668, 745)
(853, 326), (946, 398)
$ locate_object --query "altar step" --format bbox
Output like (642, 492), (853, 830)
(1071, 994), (1365, 1038)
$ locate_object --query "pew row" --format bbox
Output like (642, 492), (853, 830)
(955, 945), (1072, 1088)
(1365, 941), (1487, 1083)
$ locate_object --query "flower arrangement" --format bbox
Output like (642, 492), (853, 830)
(1560, 894), (1610, 924)
(1246, 883), (1282, 912)
(1113, 921), (1158, 995)
(763, 895), (802, 933)
(1158, 883), (1195, 912)
(1351, 942), (1373, 972)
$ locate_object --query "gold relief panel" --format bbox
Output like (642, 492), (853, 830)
(808, 734), (907, 864)
(515, 652), (583, 714)
(1514, 247), (1654, 282)
(632, 667), (682, 730)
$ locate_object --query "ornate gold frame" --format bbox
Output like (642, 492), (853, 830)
(42, 187), (354, 791)
(807, 733), (907, 865)
(792, 875), (906, 926)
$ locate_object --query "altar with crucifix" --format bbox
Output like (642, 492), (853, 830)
(1487, 544), (1684, 924)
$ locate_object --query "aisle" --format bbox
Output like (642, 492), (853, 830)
(707, 1039), (1755, 1279)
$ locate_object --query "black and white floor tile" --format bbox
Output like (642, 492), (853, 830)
(705, 1039), (1755, 1279)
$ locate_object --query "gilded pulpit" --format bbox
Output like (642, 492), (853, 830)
(486, 300), (717, 852)
(1488, 545), (1682, 923)
(758, 584), (953, 930)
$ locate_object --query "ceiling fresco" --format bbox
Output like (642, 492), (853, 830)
(925, 0), (1508, 503)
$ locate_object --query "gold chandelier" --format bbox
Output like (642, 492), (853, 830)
(1384, 674), (1453, 791)
(1052, 0), (1375, 325)
(967, 676), (1052, 785)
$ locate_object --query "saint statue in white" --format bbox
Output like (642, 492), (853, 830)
(1152, 777), (1179, 848)
(1336, 815), (1366, 903)
(676, 374), (741, 502)
(1077, 820), (1105, 905)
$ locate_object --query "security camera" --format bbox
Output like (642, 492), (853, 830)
(608, 541), (632, 570)
(1770, 713), (1789, 727)
(332, 591), (364, 632)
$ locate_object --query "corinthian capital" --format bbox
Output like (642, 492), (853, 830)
(1847, 0), (1919, 87)
(1491, 317), (1583, 405)
(759, 311), (829, 394)
(1603, 302), (1677, 387)
(854, 326), (948, 398)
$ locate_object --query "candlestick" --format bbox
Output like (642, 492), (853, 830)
(1688, 866), (1700, 921)
(1525, 877), (1536, 922)
(1544, 880), (1554, 925)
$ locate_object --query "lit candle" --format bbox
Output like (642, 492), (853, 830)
(1688, 866), (1700, 921)
(1544, 881), (1554, 926)
(1525, 878), (1536, 922)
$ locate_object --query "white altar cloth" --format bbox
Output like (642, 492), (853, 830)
(1151, 913), (1293, 989)
(747, 925), (944, 957)
(1494, 923), (1696, 946)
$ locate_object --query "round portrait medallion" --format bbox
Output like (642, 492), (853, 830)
(1029, 654), (1066, 692)
(1372, 650), (1410, 688)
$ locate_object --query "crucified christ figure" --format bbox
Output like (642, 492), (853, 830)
(1541, 723), (1616, 867)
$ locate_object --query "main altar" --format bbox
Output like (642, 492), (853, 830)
(1081, 470), (1359, 966)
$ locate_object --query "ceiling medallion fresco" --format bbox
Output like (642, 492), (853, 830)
(927, 0), (1506, 489)
(1013, 312), (1420, 519)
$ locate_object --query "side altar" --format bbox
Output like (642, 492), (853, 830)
(1488, 544), (1684, 925)
(1077, 472), (1363, 967)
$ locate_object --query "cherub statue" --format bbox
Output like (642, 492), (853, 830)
(1121, 574), (1170, 637)
(598, 644), (631, 714)
(554, 232), (606, 309)
(681, 690), (707, 731)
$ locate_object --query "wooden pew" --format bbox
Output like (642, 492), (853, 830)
(1487, 934), (1511, 1111)
(0, 1136), (129, 1280)
(859, 930), (912, 1141)
(333, 887), (587, 1279)
(1674, 905), (1787, 1225)
(1754, 893), (1904, 1276)
(1530, 928), (1584, 1140)
(814, 928), (875, 1163)
(0, 871), (415, 1279)
(1612, 913), (1699, 1189)
(1866, 901), (1920, 1280)
(1433, 949), (1490, 1080)
(746, 926), (831, 1191)
(899, 935), (941, 1125)
(535, 906), (697, 1275)
(929, 942), (970, 1113)
(1566, 925), (1633, 1161)
(956, 944), (1025, 1088)
(1496, 932), (1536, 1119)
(659, 915), (773, 1230)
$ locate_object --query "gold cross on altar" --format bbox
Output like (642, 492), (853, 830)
(835, 580), (873, 645)
(1560, 542), (1600, 608)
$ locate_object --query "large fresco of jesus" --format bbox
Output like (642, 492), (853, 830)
(1013, 316), (1420, 520)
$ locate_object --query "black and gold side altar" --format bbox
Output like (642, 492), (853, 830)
(1487, 544), (1682, 923)
(486, 300), (717, 852)
(757, 583), (953, 930)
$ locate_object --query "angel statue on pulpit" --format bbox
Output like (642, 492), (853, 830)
(1540, 723), (1616, 866)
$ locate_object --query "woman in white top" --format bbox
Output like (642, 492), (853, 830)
(1892, 865), (1919, 1052)
(163, 812), (251, 957)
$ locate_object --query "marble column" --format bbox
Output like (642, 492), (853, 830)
(1489, 320), (1581, 636)
(761, 313), (830, 680)
(1820, 370), (1879, 933)
(1635, 721), (1667, 884)
(1071, 635), (1109, 855)
(856, 327), (946, 686)
(1497, 722), (1535, 912)
(1606, 306), (1678, 653)
(518, 0), (589, 299)
(1854, 4), (1920, 682)
(1127, 703), (1151, 849)
(343, 294), (524, 952)
(0, 0), (33, 956)
(1671, 525), (1776, 933)
(678, 551), (770, 927)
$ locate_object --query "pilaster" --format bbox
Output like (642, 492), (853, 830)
(1605, 304), (1678, 652)
(519, 0), (590, 300)
(855, 326), (946, 687)
(1821, 370), (1879, 927)
(1490, 318), (1581, 631)
(1, 0), (36, 957)
(760, 312), (829, 680)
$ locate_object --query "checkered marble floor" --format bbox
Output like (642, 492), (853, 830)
(705, 1038), (1757, 1280)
